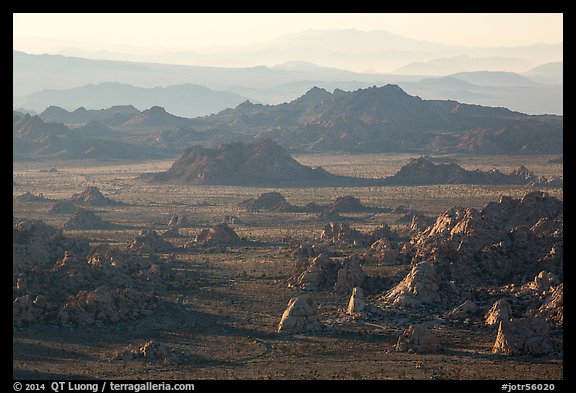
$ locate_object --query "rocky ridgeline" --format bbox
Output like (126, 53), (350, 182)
(409, 191), (563, 286)
(13, 220), (185, 327)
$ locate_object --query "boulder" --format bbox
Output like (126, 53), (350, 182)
(161, 227), (182, 238)
(320, 222), (364, 244)
(328, 195), (367, 212)
(130, 229), (177, 253)
(293, 254), (339, 291)
(485, 299), (513, 326)
(168, 214), (190, 227)
(333, 256), (366, 294)
(346, 287), (365, 315)
(57, 286), (154, 326)
(277, 295), (321, 333)
(364, 238), (401, 265)
(193, 223), (241, 246)
(395, 324), (441, 352)
(446, 300), (478, 320)
(529, 283), (563, 324)
(492, 318), (556, 355)
(240, 191), (295, 212)
(384, 261), (440, 308)
(526, 271), (559, 291)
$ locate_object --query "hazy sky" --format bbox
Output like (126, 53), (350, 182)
(14, 13), (563, 55)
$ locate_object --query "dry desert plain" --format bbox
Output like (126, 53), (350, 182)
(13, 153), (563, 380)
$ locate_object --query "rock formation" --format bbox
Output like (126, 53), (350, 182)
(168, 214), (190, 227)
(292, 254), (339, 291)
(320, 222), (364, 245)
(446, 300), (478, 320)
(492, 318), (556, 355)
(362, 238), (402, 265)
(70, 186), (119, 205)
(383, 261), (441, 308)
(384, 157), (563, 186)
(49, 200), (78, 214)
(346, 287), (365, 315)
(240, 191), (295, 212)
(130, 230), (178, 253)
(13, 219), (90, 276)
(485, 299), (513, 326)
(277, 295), (321, 333)
(333, 256), (366, 294)
(56, 286), (154, 326)
(112, 340), (183, 364)
(63, 208), (115, 230)
(410, 191), (563, 286)
(395, 324), (441, 352)
(328, 195), (367, 212)
(14, 192), (53, 202)
(193, 223), (241, 246)
(142, 138), (337, 186)
(528, 283), (563, 325)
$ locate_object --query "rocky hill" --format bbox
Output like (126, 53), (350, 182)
(384, 157), (563, 186)
(141, 138), (341, 186)
(141, 142), (562, 187)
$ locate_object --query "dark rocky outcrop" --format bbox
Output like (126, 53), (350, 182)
(384, 157), (562, 187)
(63, 208), (116, 230)
(142, 138), (337, 186)
(70, 186), (120, 205)
(239, 191), (295, 211)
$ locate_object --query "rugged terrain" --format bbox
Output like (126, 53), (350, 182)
(13, 85), (563, 160)
(13, 153), (563, 380)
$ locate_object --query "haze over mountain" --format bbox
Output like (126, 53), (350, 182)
(13, 51), (563, 116)
(53, 29), (562, 74)
(14, 81), (250, 118)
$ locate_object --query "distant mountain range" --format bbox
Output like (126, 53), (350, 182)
(13, 85), (563, 160)
(14, 50), (562, 116)
(54, 28), (562, 74)
(13, 82), (250, 118)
